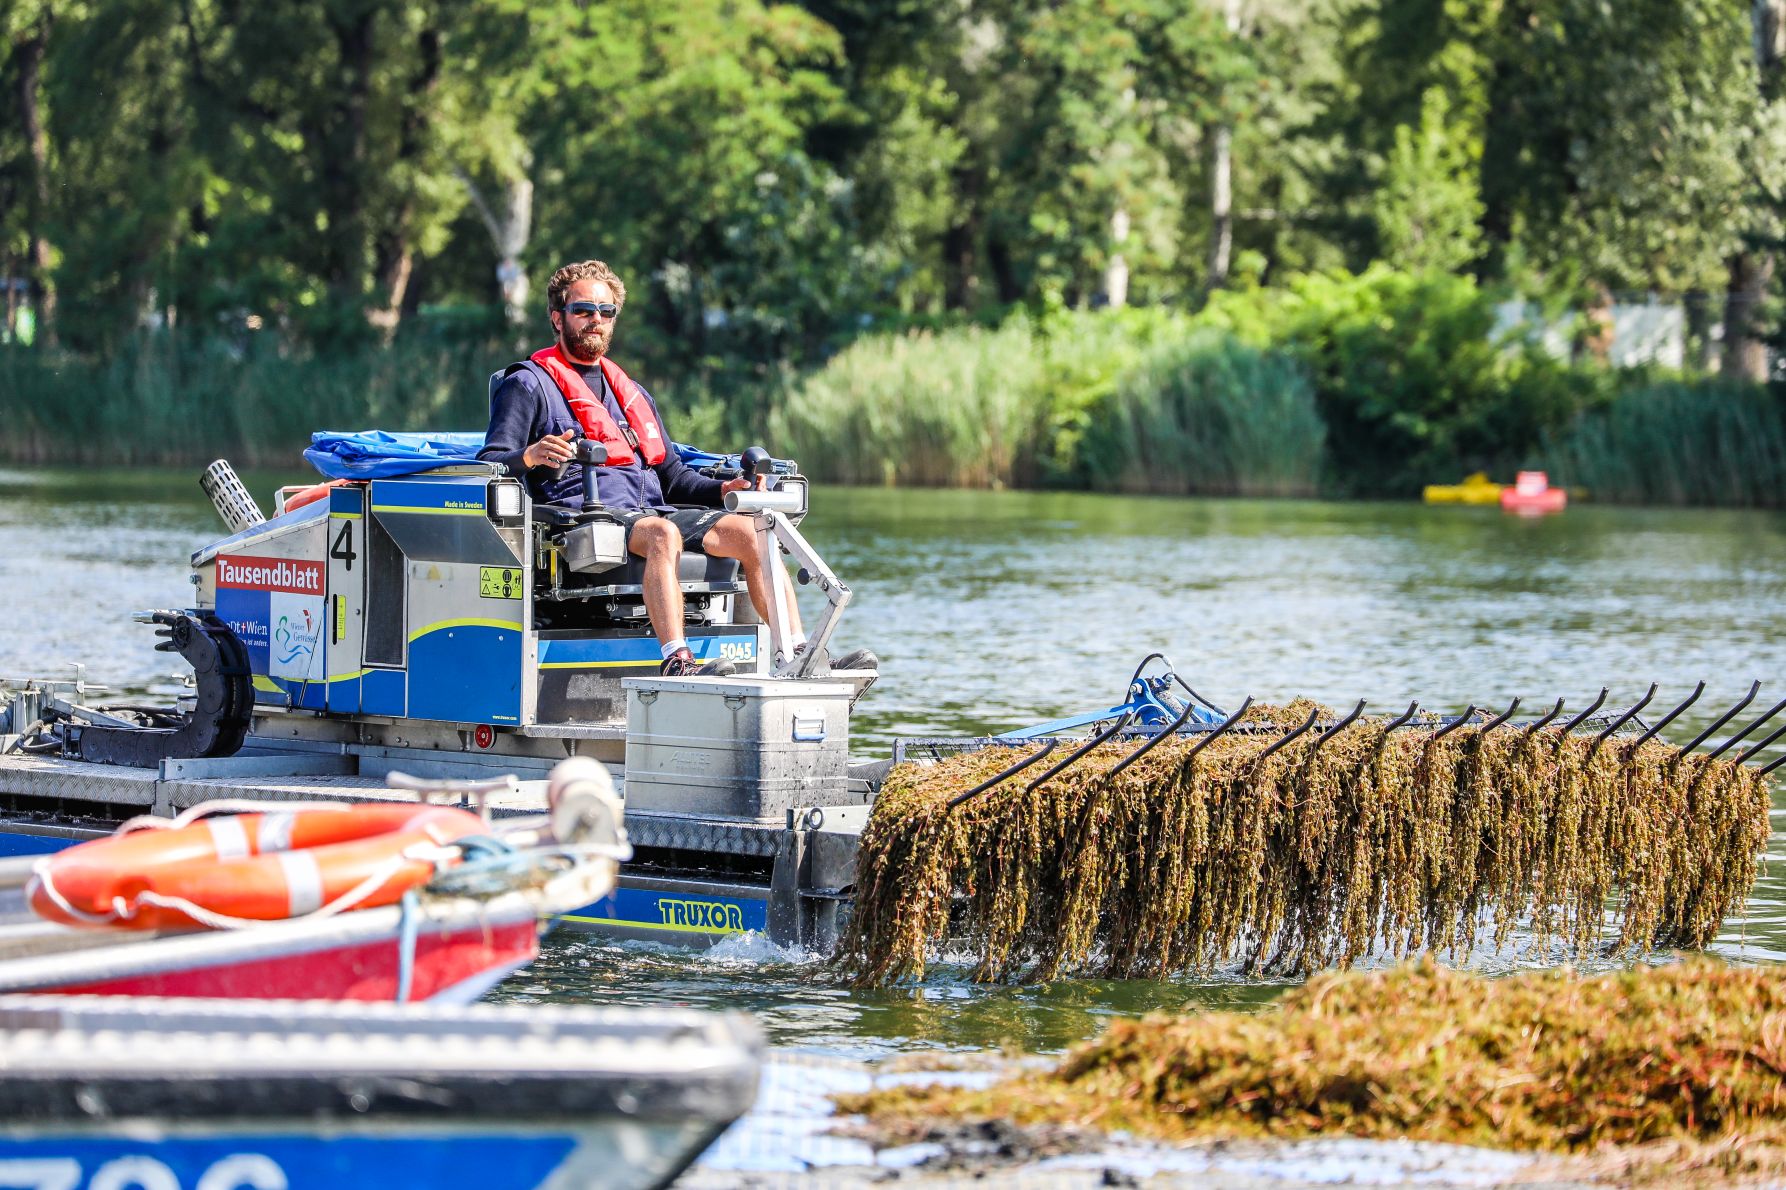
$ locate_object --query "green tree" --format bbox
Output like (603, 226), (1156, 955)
(1373, 87), (1483, 273)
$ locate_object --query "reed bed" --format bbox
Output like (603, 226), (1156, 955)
(1076, 330), (1325, 497)
(0, 337), (497, 467)
(1544, 379), (1786, 508)
(770, 320), (1048, 488)
(837, 704), (1772, 986)
(842, 959), (1786, 1168)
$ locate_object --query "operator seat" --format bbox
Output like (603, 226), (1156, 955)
(568, 547), (743, 604)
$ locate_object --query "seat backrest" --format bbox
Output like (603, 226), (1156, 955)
(489, 359), (557, 410)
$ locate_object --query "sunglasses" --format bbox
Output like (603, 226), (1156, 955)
(559, 300), (619, 320)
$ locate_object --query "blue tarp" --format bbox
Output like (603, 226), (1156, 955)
(305, 431), (487, 479)
(304, 430), (776, 481)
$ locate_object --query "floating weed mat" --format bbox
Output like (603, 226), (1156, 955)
(839, 960), (1786, 1172)
(837, 703), (1773, 985)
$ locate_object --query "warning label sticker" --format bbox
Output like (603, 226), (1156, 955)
(480, 566), (524, 599)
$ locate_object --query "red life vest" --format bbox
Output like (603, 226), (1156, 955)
(529, 346), (668, 467)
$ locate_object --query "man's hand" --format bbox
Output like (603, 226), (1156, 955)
(720, 474), (767, 496)
(522, 431), (577, 470)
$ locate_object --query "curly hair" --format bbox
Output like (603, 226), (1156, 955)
(546, 260), (627, 314)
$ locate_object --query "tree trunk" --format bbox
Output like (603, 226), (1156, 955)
(943, 166), (983, 310)
(1207, 124), (1233, 288)
(1725, 0), (1786, 381)
(1684, 290), (1718, 371)
(1205, 0), (1241, 290)
(1724, 253), (1774, 380)
(459, 169), (534, 330)
(1104, 206), (1130, 308)
(367, 23), (442, 336)
(3, 252), (18, 343)
(320, 8), (376, 305)
(18, 16), (57, 349)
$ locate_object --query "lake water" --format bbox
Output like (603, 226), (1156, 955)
(2, 465), (1782, 1063)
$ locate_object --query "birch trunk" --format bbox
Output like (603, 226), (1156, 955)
(1206, 0), (1242, 290)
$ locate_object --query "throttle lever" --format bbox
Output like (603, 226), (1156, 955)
(576, 439), (609, 513)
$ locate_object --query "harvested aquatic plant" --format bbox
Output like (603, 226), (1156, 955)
(841, 960), (1786, 1158)
(837, 706), (1772, 985)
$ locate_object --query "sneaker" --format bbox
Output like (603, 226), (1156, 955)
(789, 643), (878, 672)
(832, 647), (879, 672)
(660, 648), (737, 677)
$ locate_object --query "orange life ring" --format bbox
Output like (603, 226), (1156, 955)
(282, 478), (352, 514)
(28, 804), (486, 930)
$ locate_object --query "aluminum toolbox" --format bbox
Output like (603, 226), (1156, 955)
(623, 676), (857, 820)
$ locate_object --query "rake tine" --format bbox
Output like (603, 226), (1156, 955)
(1105, 694), (1207, 781)
(1186, 696), (1255, 759)
(1560, 688), (1609, 734)
(1680, 680), (1762, 757)
(1252, 707), (1322, 764)
(1591, 683), (1658, 752)
(1737, 719), (1786, 766)
(1432, 705), (1478, 741)
(1026, 712), (1136, 793)
(1709, 697), (1786, 762)
(947, 740), (1061, 811)
(1762, 752), (1786, 777)
(1522, 697), (1567, 738)
(1633, 682), (1706, 747)
(1308, 700), (1368, 756)
(1383, 701), (1420, 732)
(1478, 697), (1523, 735)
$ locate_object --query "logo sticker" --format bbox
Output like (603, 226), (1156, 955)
(269, 593), (325, 681)
(657, 898), (745, 933)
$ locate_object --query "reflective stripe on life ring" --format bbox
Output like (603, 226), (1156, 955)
(282, 478), (351, 514)
(27, 804), (485, 930)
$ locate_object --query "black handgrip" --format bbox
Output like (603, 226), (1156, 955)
(576, 439), (608, 512)
(740, 446), (772, 483)
(549, 428), (585, 483)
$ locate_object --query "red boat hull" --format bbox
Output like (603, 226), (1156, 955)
(42, 917), (539, 1003)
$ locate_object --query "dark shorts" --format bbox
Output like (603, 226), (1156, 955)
(613, 507), (730, 553)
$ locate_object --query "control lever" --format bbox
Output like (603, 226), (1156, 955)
(577, 439), (609, 513)
(548, 429), (583, 484)
(740, 445), (773, 490)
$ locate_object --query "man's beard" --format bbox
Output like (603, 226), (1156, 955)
(562, 322), (610, 361)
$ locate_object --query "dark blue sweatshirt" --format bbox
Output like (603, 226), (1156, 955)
(479, 361), (722, 511)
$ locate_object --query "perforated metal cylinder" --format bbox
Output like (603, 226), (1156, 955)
(199, 459), (266, 534)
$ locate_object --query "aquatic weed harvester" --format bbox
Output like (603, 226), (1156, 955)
(842, 659), (1778, 984)
(0, 435), (1776, 979)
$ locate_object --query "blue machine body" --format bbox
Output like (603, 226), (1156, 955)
(189, 438), (765, 730)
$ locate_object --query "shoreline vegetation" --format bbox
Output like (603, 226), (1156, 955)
(5, 268), (1786, 508)
(839, 960), (1786, 1185)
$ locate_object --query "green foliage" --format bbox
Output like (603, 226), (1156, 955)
(1349, 0), (1762, 294)
(1025, 305), (1194, 485)
(1076, 330), (1324, 497)
(1544, 379), (1786, 507)
(6, 0), (1786, 511)
(0, 335), (493, 467)
(1373, 88), (1483, 273)
(1197, 264), (1593, 492)
(769, 307), (1195, 488)
(769, 320), (1044, 487)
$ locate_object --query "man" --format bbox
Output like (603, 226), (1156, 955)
(481, 259), (799, 677)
